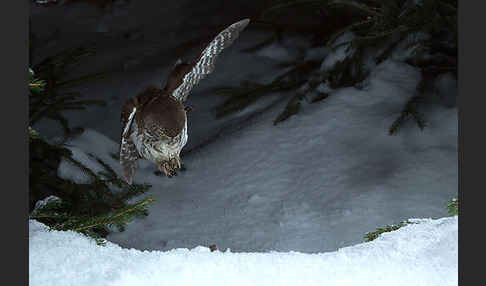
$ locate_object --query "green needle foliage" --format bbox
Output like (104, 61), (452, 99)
(326, 0), (457, 48)
(327, 0), (457, 134)
(326, 47), (370, 89)
(214, 49), (369, 125)
(31, 196), (154, 242)
(29, 64), (153, 242)
(216, 0), (456, 131)
(29, 134), (153, 240)
(30, 44), (108, 137)
(261, 0), (327, 20)
(29, 68), (46, 93)
(364, 196), (458, 242)
(214, 59), (322, 124)
(447, 196), (458, 216)
(389, 94), (426, 135)
(364, 221), (415, 242)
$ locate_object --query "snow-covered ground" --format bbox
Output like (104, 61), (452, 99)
(35, 29), (457, 251)
(30, 2), (458, 283)
(50, 44), (457, 253)
(29, 216), (458, 286)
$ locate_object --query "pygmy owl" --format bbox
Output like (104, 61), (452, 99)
(120, 19), (250, 184)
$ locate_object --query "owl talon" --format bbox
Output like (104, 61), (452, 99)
(169, 157), (181, 170)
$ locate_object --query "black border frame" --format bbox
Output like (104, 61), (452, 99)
(458, 1), (481, 285)
(3, 0), (28, 285)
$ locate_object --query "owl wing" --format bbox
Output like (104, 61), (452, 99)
(171, 18), (250, 102)
(119, 86), (164, 184)
(120, 104), (139, 185)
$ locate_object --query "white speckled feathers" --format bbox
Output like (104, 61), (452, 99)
(172, 18), (250, 102)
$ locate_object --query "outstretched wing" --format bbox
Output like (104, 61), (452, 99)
(171, 18), (250, 102)
(120, 106), (139, 184)
(122, 106), (137, 139)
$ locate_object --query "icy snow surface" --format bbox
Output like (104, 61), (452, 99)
(34, 28), (457, 254)
(29, 217), (458, 286)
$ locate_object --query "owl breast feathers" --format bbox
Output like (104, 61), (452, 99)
(119, 19), (250, 184)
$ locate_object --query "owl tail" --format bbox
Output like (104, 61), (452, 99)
(121, 156), (138, 185)
(122, 163), (136, 185)
(120, 135), (139, 185)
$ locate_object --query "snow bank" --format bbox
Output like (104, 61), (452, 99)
(29, 216), (457, 286)
(34, 11), (457, 254)
(51, 57), (457, 254)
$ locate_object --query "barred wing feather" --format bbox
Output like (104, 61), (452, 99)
(120, 107), (138, 184)
(172, 18), (250, 102)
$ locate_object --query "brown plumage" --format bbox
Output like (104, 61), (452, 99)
(122, 87), (186, 138)
(119, 19), (250, 184)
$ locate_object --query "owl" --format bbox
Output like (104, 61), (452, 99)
(120, 19), (250, 184)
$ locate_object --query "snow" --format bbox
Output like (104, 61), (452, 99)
(29, 216), (458, 286)
(57, 129), (121, 184)
(256, 42), (297, 62)
(304, 46), (330, 61)
(33, 27), (458, 254)
(30, 3), (457, 283)
(57, 146), (103, 184)
(434, 72), (457, 108)
(33, 196), (62, 212)
(100, 58), (454, 253)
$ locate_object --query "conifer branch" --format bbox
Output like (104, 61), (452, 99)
(30, 45), (107, 135)
(364, 221), (417, 242)
(326, 19), (373, 49)
(71, 197), (155, 232)
(328, 0), (382, 17)
(389, 94), (426, 135)
(261, 0), (326, 20)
